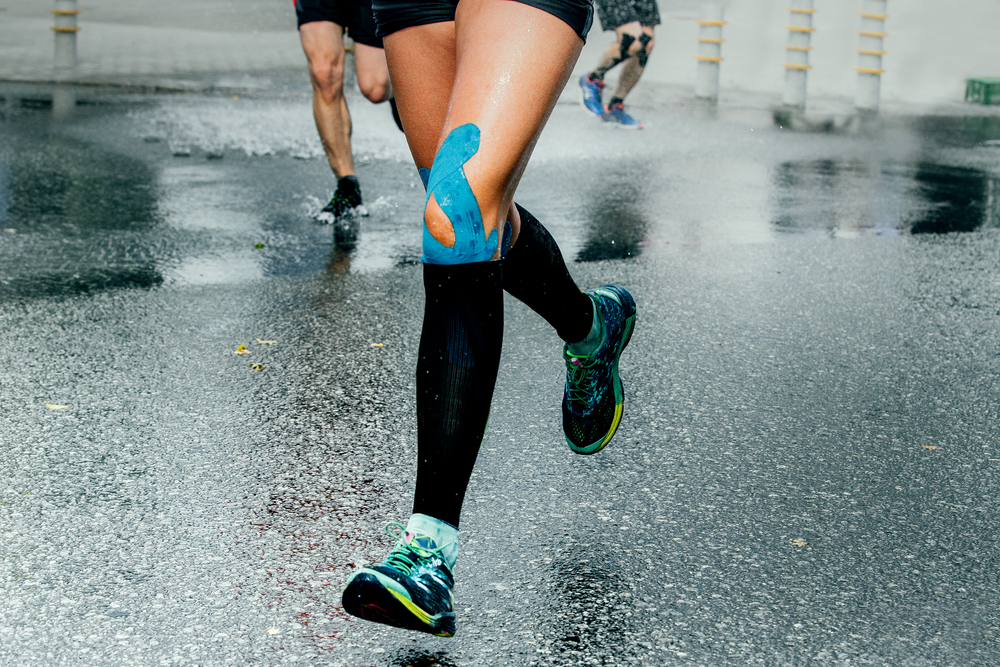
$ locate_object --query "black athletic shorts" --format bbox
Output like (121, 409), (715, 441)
(295, 0), (384, 48)
(372, 0), (594, 42)
(593, 0), (659, 30)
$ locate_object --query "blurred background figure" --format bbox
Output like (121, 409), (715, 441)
(578, 0), (660, 129)
(296, 0), (403, 220)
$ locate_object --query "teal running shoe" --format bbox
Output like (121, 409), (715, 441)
(603, 102), (644, 129)
(579, 73), (605, 117)
(562, 285), (637, 455)
(341, 523), (456, 637)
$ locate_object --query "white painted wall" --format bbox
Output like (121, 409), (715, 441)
(573, 0), (1000, 107)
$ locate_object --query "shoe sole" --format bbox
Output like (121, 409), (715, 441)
(566, 285), (637, 455)
(579, 80), (605, 118)
(342, 569), (456, 637)
(604, 119), (644, 130)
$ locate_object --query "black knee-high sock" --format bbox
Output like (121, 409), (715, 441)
(501, 204), (594, 344)
(412, 262), (503, 528)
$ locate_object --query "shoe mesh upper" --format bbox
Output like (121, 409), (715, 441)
(562, 285), (635, 450)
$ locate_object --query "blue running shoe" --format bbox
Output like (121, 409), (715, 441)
(603, 102), (643, 129)
(563, 285), (637, 455)
(579, 73), (605, 117)
(342, 523), (456, 637)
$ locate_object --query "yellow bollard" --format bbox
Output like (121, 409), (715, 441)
(694, 2), (725, 101)
(52, 0), (79, 71)
(855, 0), (888, 110)
(782, 0), (815, 108)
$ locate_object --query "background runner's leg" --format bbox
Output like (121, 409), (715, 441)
(591, 22), (642, 81)
(612, 25), (655, 101)
(352, 43), (393, 104)
(300, 21), (354, 178)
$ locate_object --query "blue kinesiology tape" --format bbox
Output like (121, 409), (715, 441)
(425, 165), (512, 257)
(421, 124), (498, 265)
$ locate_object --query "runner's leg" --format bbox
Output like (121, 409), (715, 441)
(353, 43), (393, 103)
(591, 22), (642, 81)
(342, 0), (633, 637)
(612, 25), (654, 101)
(388, 0), (584, 528)
(300, 21), (354, 178)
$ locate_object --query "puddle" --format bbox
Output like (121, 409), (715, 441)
(4, 82), (1000, 300)
(772, 159), (1000, 237)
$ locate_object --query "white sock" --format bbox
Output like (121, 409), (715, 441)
(406, 513), (459, 571)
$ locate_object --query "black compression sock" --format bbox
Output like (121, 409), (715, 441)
(609, 97), (625, 107)
(412, 262), (503, 528)
(501, 204), (593, 344)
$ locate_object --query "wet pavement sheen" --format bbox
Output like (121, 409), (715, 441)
(2, 83), (1000, 666)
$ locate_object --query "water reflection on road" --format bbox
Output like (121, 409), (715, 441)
(2, 82), (1000, 294)
(772, 159), (1000, 238)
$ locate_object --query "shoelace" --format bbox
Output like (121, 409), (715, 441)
(382, 522), (450, 576)
(566, 355), (601, 406)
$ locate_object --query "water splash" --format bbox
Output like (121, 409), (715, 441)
(130, 96), (411, 162)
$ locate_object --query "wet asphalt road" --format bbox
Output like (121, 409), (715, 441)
(2, 82), (1000, 666)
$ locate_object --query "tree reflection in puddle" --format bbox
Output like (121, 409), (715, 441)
(771, 159), (1000, 237)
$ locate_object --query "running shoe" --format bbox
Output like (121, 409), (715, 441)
(579, 73), (605, 117)
(341, 523), (456, 637)
(603, 102), (644, 129)
(563, 285), (637, 455)
(321, 175), (363, 219)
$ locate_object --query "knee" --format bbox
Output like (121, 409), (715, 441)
(357, 70), (390, 103)
(308, 57), (345, 101)
(635, 33), (654, 55)
(635, 33), (654, 66)
(421, 124), (509, 265)
(618, 33), (636, 61)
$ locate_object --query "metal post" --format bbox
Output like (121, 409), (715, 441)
(855, 0), (887, 110)
(694, 3), (725, 101)
(53, 0), (79, 71)
(782, 0), (815, 108)
(52, 86), (76, 119)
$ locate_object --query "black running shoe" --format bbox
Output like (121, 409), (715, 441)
(342, 523), (456, 637)
(321, 175), (363, 219)
(389, 97), (404, 133)
(562, 284), (637, 454)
